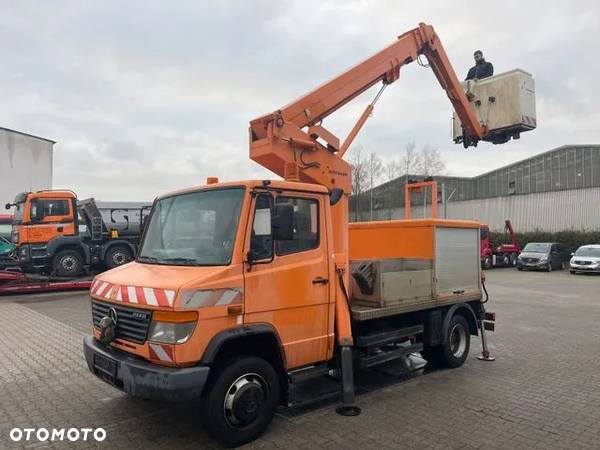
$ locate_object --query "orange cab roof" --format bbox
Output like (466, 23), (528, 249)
(157, 179), (329, 200)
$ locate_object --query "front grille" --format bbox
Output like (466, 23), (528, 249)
(522, 257), (539, 263)
(573, 260), (591, 265)
(92, 300), (152, 344)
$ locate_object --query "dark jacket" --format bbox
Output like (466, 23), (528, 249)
(466, 60), (494, 80)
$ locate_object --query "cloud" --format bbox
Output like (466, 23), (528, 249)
(1, 0), (599, 200)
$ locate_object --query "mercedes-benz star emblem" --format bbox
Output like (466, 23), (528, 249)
(99, 307), (118, 344)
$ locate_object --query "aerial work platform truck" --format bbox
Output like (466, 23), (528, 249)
(83, 23), (534, 447)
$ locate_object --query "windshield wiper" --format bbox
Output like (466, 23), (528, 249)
(137, 255), (159, 263)
(160, 257), (199, 265)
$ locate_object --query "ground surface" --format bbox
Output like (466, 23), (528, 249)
(1, 269), (600, 449)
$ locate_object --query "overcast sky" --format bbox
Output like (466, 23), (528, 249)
(1, 0), (599, 201)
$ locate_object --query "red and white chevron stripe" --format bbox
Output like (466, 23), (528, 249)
(90, 279), (175, 307)
(181, 288), (242, 309)
(148, 343), (174, 362)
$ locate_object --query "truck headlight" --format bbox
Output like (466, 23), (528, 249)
(148, 311), (197, 344)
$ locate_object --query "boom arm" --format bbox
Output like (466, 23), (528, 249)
(250, 23), (485, 193)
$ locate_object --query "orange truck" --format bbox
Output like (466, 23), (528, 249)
(83, 23), (531, 447)
(6, 190), (150, 276)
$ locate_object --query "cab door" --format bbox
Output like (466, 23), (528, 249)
(243, 192), (331, 369)
(25, 197), (74, 243)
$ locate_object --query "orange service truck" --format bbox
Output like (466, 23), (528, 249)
(84, 23), (533, 447)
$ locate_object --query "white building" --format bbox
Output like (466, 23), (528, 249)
(0, 127), (54, 208)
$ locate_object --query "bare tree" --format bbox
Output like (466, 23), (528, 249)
(385, 159), (401, 181)
(384, 158), (401, 219)
(348, 145), (367, 195)
(348, 146), (368, 220)
(365, 151), (383, 220)
(401, 141), (421, 175)
(416, 145), (446, 176)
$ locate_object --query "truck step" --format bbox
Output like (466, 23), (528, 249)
(358, 342), (423, 369)
(355, 325), (423, 349)
(288, 363), (330, 383)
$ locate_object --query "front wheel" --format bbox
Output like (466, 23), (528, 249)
(201, 356), (280, 447)
(52, 249), (84, 277)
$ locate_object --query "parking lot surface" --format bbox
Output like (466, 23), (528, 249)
(1, 269), (600, 449)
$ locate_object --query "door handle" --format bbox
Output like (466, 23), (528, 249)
(57, 226), (64, 232)
(312, 277), (329, 285)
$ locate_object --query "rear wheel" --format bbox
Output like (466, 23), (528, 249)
(52, 249), (84, 277)
(442, 314), (471, 368)
(104, 245), (133, 269)
(201, 356), (280, 447)
(421, 314), (471, 369)
(509, 252), (518, 266)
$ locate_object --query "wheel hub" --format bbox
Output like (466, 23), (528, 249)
(450, 324), (467, 357)
(62, 256), (75, 269)
(113, 252), (126, 265)
(224, 374), (267, 428)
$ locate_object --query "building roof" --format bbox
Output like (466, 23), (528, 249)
(0, 126), (56, 144)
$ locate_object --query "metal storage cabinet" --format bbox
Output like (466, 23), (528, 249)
(348, 219), (482, 320)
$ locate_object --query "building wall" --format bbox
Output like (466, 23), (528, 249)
(0, 128), (54, 208)
(355, 187), (600, 232)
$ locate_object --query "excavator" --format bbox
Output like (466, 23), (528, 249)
(83, 23), (531, 446)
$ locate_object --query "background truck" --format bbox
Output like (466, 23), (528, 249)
(83, 23), (531, 447)
(6, 190), (151, 276)
(480, 219), (521, 269)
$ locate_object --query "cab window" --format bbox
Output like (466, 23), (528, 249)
(250, 194), (273, 261)
(30, 199), (70, 220)
(275, 197), (319, 256)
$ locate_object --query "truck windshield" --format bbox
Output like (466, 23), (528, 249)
(574, 247), (600, 257)
(138, 188), (245, 266)
(13, 203), (24, 223)
(522, 243), (550, 253)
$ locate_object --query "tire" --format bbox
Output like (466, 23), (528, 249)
(517, 267), (523, 271)
(547, 263), (552, 272)
(560, 261), (565, 270)
(201, 356), (280, 447)
(570, 270), (576, 274)
(509, 253), (518, 267)
(104, 245), (133, 269)
(52, 249), (84, 277)
(420, 347), (444, 368)
(482, 256), (492, 270)
(441, 314), (471, 368)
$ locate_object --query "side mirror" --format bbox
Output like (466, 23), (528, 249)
(329, 188), (344, 206)
(4, 203), (11, 210)
(272, 204), (294, 241)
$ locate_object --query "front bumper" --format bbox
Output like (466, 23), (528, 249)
(570, 264), (600, 272)
(83, 335), (210, 401)
(517, 260), (549, 270)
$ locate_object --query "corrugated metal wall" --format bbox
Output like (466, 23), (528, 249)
(355, 187), (600, 232)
